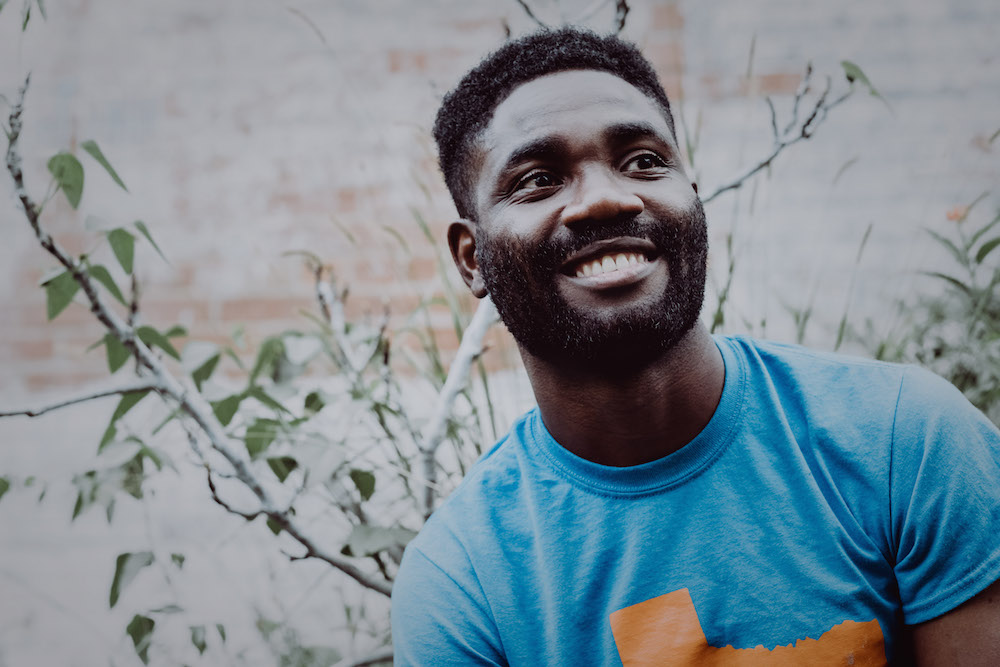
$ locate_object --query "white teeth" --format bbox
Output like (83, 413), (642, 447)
(574, 252), (649, 278)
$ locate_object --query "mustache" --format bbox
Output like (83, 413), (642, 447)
(533, 216), (683, 269)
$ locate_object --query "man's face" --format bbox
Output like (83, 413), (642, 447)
(464, 70), (708, 372)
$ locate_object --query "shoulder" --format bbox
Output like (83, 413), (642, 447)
(718, 335), (911, 421)
(403, 408), (538, 569)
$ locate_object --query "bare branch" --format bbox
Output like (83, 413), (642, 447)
(701, 64), (855, 205)
(613, 0), (630, 34)
(783, 62), (813, 136)
(0, 379), (161, 418)
(419, 297), (498, 518)
(205, 466), (263, 521)
(765, 96), (778, 143)
(512, 0), (546, 28)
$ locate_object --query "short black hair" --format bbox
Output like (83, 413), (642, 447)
(433, 27), (677, 221)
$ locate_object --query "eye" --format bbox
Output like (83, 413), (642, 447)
(622, 152), (669, 174)
(514, 169), (561, 192)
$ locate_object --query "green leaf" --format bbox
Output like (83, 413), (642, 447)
(107, 228), (135, 274)
(149, 604), (183, 614)
(137, 325), (180, 360)
(921, 271), (973, 296)
(975, 236), (1000, 265)
(190, 625), (207, 656)
(840, 60), (891, 111)
(250, 337), (284, 384)
(47, 152), (84, 208)
(245, 418), (281, 458)
(349, 469), (375, 501)
(43, 270), (80, 320)
(133, 220), (167, 262)
(216, 623), (226, 643)
(126, 614), (155, 665)
(81, 140), (128, 191)
(164, 324), (187, 338)
(925, 228), (968, 268)
(72, 491), (84, 519)
(266, 516), (282, 535)
(304, 391), (325, 415)
(343, 525), (416, 558)
(191, 353), (220, 390)
(256, 617), (281, 639)
(0, 477), (10, 503)
(170, 553), (185, 569)
(103, 334), (130, 373)
(266, 456), (297, 482)
(87, 264), (126, 305)
(98, 391), (151, 453)
(247, 386), (290, 415)
(211, 393), (243, 426)
(21, 1), (29, 30)
(34, 0), (45, 20)
(109, 551), (154, 608)
(112, 389), (150, 421)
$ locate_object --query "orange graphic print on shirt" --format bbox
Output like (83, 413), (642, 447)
(610, 588), (886, 666)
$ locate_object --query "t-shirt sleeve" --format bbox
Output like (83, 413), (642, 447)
(391, 542), (506, 666)
(890, 365), (1000, 624)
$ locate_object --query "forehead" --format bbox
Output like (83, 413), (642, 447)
(472, 70), (675, 190)
(480, 69), (671, 154)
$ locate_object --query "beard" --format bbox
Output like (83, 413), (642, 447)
(476, 200), (708, 374)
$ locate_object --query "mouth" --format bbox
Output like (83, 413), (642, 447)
(560, 238), (661, 287)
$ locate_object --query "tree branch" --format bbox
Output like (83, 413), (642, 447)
(418, 297), (498, 518)
(701, 64), (854, 205)
(5, 77), (394, 599)
(613, 0), (630, 34)
(0, 379), (161, 418)
(512, 0), (546, 28)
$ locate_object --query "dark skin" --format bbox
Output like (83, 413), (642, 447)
(448, 69), (999, 662)
(450, 70), (724, 467)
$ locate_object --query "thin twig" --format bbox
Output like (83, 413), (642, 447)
(702, 64), (854, 205)
(418, 297), (498, 518)
(0, 379), (160, 418)
(613, 0), (630, 34)
(513, 0), (546, 28)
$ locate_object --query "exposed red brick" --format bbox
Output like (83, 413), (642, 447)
(651, 3), (684, 30)
(221, 297), (316, 322)
(756, 72), (802, 95)
(645, 42), (685, 76)
(407, 256), (438, 281)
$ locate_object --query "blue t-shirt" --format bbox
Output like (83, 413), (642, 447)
(392, 336), (1000, 665)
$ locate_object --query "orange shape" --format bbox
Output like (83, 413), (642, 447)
(610, 588), (886, 666)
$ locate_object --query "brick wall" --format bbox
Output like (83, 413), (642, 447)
(1, 1), (997, 663)
(2, 0), (997, 398)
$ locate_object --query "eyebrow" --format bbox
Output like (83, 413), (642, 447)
(602, 121), (670, 147)
(495, 120), (674, 179)
(497, 136), (569, 179)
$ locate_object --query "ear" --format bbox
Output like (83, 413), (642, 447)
(447, 219), (488, 298)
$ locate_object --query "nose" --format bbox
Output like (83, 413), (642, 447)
(560, 166), (644, 226)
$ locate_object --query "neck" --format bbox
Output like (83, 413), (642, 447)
(521, 323), (725, 467)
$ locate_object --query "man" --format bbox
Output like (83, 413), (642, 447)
(391, 28), (1000, 665)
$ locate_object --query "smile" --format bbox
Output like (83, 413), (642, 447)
(573, 251), (649, 278)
